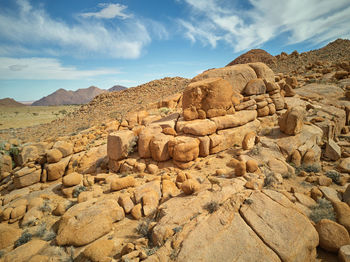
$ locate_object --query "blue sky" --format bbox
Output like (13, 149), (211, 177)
(0, 0), (350, 101)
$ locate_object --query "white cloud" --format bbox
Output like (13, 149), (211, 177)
(0, 0), (166, 58)
(80, 3), (131, 19)
(0, 57), (120, 80)
(179, 0), (350, 52)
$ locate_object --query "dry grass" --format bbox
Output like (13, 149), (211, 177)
(0, 105), (79, 130)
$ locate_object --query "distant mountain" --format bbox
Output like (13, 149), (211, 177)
(0, 98), (25, 107)
(226, 49), (277, 67)
(32, 86), (107, 106)
(108, 85), (127, 92)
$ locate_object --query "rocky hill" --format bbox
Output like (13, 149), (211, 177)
(108, 85), (127, 92)
(32, 86), (106, 106)
(226, 49), (277, 67)
(0, 98), (25, 107)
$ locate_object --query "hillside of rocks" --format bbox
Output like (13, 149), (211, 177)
(1, 52), (350, 261)
(0, 98), (25, 107)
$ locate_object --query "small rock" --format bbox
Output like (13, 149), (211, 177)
(118, 195), (135, 214)
(147, 164), (158, 174)
(339, 245), (350, 262)
(46, 149), (63, 163)
(318, 176), (332, 186)
(246, 159), (258, 173)
(242, 132), (256, 150)
(325, 139), (341, 161)
(62, 172), (82, 187)
(131, 203), (142, 219)
(181, 179), (200, 195)
(83, 239), (114, 262)
(110, 176), (136, 191)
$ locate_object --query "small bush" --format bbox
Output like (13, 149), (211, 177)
(35, 223), (47, 238)
(39, 200), (51, 213)
(43, 231), (56, 241)
(204, 201), (219, 214)
(309, 198), (336, 223)
(159, 107), (171, 115)
(264, 172), (276, 187)
(145, 247), (159, 256)
(303, 164), (321, 173)
(72, 186), (86, 198)
(325, 170), (341, 185)
(244, 198), (253, 205)
(14, 231), (32, 248)
(137, 220), (151, 239)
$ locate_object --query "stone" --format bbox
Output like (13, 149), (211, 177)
(77, 191), (94, 203)
(240, 191), (319, 261)
(335, 70), (349, 80)
(56, 199), (125, 246)
(191, 64), (257, 94)
(286, 76), (298, 88)
(134, 180), (161, 204)
(46, 156), (71, 181)
(246, 160), (259, 173)
(181, 179), (200, 195)
(182, 77), (235, 120)
(162, 180), (180, 201)
(131, 203), (142, 219)
(243, 78), (266, 95)
(142, 190), (159, 216)
(107, 130), (136, 161)
(110, 176), (136, 191)
(325, 139), (341, 161)
(82, 239), (114, 262)
(147, 164), (158, 174)
(149, 133), (173, 161)
(339, 245), (350, 262)
(268, 103), (276, 114)
(242, 131), (256, 150)
(257, 106), (270, 117)
(22, 207), (43, 226)
(118, 195), (134, 214)
(344, 184), (350, 206)
(0, 154), (12, 175)
(318, 176), (332, 186)
(310, 187), (323, 201)
(302, 149), (316, 166)
(333, 201), (350, 232)
(198, 136), (210, 157)
(316, 219), (350, 253)
(211, 110), (257, 130)
(0, 223), (21, 249)
(248, 62), (275, 83)
(76, 144), (107, 174)
(290, 150), (301, 167)
(168, 136), (200, 162)
(234, 160), (246, 177)
(53, 141), (73, 157)
(278, 106), (305, 135)
(235, 99), (256, 111)
(2, 240), (46, 262)
(163, 127), (177, 136)
(320, 186), (341, 203)
(182, 119), (217, 136)
(270, 93), (285, 111)
(284, 84), (296, 97)
(46, 148), (63, 163)
(294, 192), (316, 207)
(339, 158), (350, 173)
(62, 172), (82, 187)
(266, 82), (280, 92)
(13, 167), (41, 188)
(138, 126), (162, 158)
(18, 145), (39, 165)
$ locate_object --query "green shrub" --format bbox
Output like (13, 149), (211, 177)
(204, 201), (219, 214)
(14, 231), (32, 248)
(309, 198), (336, 223)
(325, 170), (341, 185)
(303, 164), (321, 173)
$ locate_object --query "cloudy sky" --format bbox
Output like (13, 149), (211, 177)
(0, 0), (349, 101)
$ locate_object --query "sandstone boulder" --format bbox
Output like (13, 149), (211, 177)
(339, 245), (350, 262)
(56, 199), (125, 246)
(82, 239), (114, 262)
(107, 130), (136, 161)
(138, 126), (162, 158)
(168, 136), (200, 162)
(46, 148), (63, 163)
(181, 179), (200, 195)
(0, 223), (22, 249)
(182, 119), (217, 136)
(110, 176), (136, 191)
(248, 62), (275, 83)
(149, 133), (173, 161)
(243, 79), (266, 95)
(13, 167), (41, 188)
(324, 139), (341, 161)
(211, 110), (257, 130)
(279, 106), (305, 135)
(2, 239), (46, 262)
(46, 156), (71, 181)
(62, 172), (82, 187)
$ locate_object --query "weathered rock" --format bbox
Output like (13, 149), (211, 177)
(302, 148), (316, 166)
(168, 136), (200, 162)
(242, 131), (256, 150)
(0, 224), (21, 249)
(134, 180), (161, 204)
(248, 62), (275, 83)
(284, 84), (296, 97)
(46, 156), (71, 181)
(246, 159), (259, 173)
(333, 201), (350, 232)
(344, 184), (350, 206)
(243, 78), (266, 95)
(118, 195), (134, 214)
(211, 110), (257, 130)
(316, 219), (350, 253)
(183, 77), (235, 120)
(138, 126), (162, 158)
(278, 106), (305, 135)
(0, 154), (12, 175)
(110, 176), (136, 191)
(318, 176), (332, 186)
(13, 167), (41, 188)
(62, 172), (82, 187)
(107, 131), (136, 161)
(181, 179), (200, 195)
(339, 158), (350, 173)
(325, 139), (341, 160)
(240, 191), (319, 262)
(290, 150), (301, 167)
(142, 190), (159, 216)
(2, 240), (46, 262)
(56, 199), (125, 246)
(82, 239), (114, 262)
(131, 203), (142, 220)
(46, 148), (63, 163)
(162, 180), (180, 201)
(149, 133), (173, 161)
(339, 245), (350, 262)
(191, 64), (257, 94)
(257, 106), (270, 117)
(76, 144), (107, 174)
(182, 119), (217, 136)
(53, 141), (73, 157)
(198, 136), (210, 157)
(320, 186), (342, 203)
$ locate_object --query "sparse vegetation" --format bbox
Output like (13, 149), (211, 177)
(173, 226), (183, 233)
(39, 200), (51, 213)
(159, 107), (171, 115)
(137, 219), (151, 239)
(204, 201), (220, 213)
(144, 247), (159, 256)
(72, 185), (86, 198)
(325, 170), (341, 185)
(14, 231), (33, 248)
(244, 198), (253, 205)
(291, 163), (321, 175)
(128, 136), (138, 154)
(35, 222), (47, 238)
(309, 198), (336, 223)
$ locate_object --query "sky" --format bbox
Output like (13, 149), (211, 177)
(0, 0), (350, 101)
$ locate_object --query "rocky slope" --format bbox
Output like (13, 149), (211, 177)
(1, 55), (350, 261)
(0, 98), (25, 107)
(109, 85), (127, 92)
(226, 48), (277, 67)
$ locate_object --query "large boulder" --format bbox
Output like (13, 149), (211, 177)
(192, 64), (257, 94)
(53, 141), (73, 157)
(168, 136), (200, 162)
(0, 223), (22, 249)
(240, 191), (319, 262)
(278, 106), (305, 135)
(46, 156), (71, 181)
(149, 133), (173, 161)
(243, 79), (266, 95)
(56, 199), (125, 246)
(211, 110), (257, 130)
(138, 126), (162, 158)
(13, 167), (41, 188)
(2, 239), (47, 262)
(248, 62), (275, 83)
(182, 77), (236, 120)
(182, 119), (217, 136)
(107, 130), (136, 161)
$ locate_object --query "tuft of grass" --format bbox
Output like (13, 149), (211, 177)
(39, 200), (51, 213)
(309, 198), (336, 223)
(43, 231), (56, 241)
(35, 222), (47, 238)
(14, 231), (32, 248)
(303, 164), (321, 173)
(159, 107), (171, 115)
(172, 226), (183, 233)
(244, 198), (253, 205)
(325, 170), (341, 185)
(264, 172), (276, 187)
(72, 185), (86, 198)
(136, 219), (151, 240)
(144, 247), (159, 256)
(204, 201), (220, 214)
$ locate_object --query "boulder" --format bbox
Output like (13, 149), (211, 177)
(333, 201), (350, 232)
(191, 63), (257, 94)
(110, 176), (136, 191)
(46, 148), (63, 163)
(339, 245), (350, 262)
(316, 219), (350, 253)
(181, 179), (200, 195)
(82, 239), (114, 262)
(118, 195), (134, 214)
(62, 172), (82, 187)
(242, 131), (256, 150)
(248, 62), (275, 83)
(149, 133), (173, 162)
(182, 119), (217, 136)
(0, 154), (12, 175)
(46, 156), (71, 181)
(162, 180), (180, 201)
(107, 130), (136, 161)
(339, 158), (350, 173)
(324, 139), (341, 161)
(0, 224), (22, 249)
(240, 191), (319, 262)
(131, 203), (142, 220)
(138, 126), (162, 158)
(182, 77), (235, 120)
(142, 190), (159, 216)
(56, 199), (125, 246)
(13, 167), (41, 188)
(76, 144), (107, 174)
(198, 136), (210, 157)
(2, 240), (46, 262)
(270, 93), (285, 111)
(243, 79), (266, 95)
(53, 141), (73, 157)
(344, 184), (350, 206)
(168, 136), (200, 162)
(278, 106), (305, 135)
(211, 110), (257, 130)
